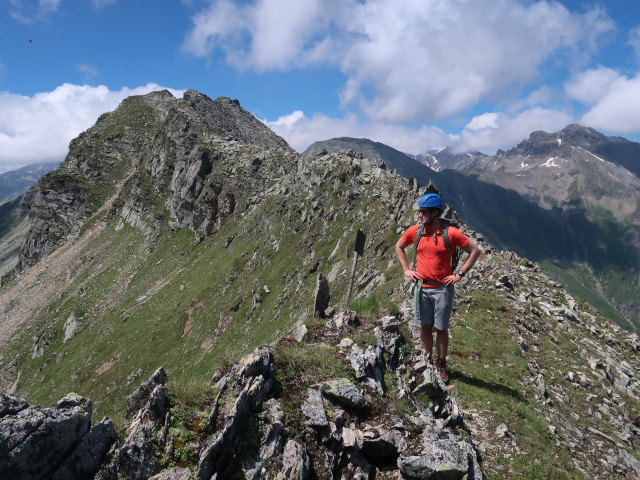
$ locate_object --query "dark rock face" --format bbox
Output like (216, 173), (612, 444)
(398, 438), (482, 479)
(52, 417), (117, 480)
(0, 393), (28, 416)
(182, 90), (292, 151)
(18, 174), (90, 270)
(0, 393), (115, 480)
(126, 367), (167, 418)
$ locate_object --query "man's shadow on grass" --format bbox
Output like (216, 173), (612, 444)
(448, 370), (524, 401)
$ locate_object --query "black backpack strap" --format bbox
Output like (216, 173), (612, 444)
(442, 223), (462, 271)
(442, 224), (450, 251)
(439, 218), (463, 271)
(411, 224), (424, 269)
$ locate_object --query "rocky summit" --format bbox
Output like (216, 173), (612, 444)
(0, 90), (639, 479)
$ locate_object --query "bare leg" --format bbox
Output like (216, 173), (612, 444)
(435, 328), (449, 361)
(420, 325), (433, 361)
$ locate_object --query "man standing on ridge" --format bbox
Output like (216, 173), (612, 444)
(395, 193), (481, 382)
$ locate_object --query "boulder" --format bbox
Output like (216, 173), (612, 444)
(0, 393), (28, 417)
(116, 429), (161, 480)
(148, 467), (193, 480)
(301, 389), (329, 428)
(320, 378), (367, 409)
(398, 438), (482, 480)
(0, 394), (92, 479)
(52, 417), (117, 480)
(276, 439), (310, 480)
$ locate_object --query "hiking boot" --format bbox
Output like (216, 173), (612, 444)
(436, 358), (449, 383)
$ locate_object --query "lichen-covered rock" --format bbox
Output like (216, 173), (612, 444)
(275, 439), (310, 480)
(347, 344), (385, 394)
(260, 399), (286, 459)
(196, 346), (276, 480)
(0, 393), (28, 417)
(117, 429), (161, 480)
(398, 438), (482, 480)
(301, 388), (328, 428)
(148, 467), (194, 480)
(126, 367), (167, 418)
(0, 393), (92, 479)
(52, 416), (117, 480)
(361, 430), (407, 460)
(320, 378), (367, 409)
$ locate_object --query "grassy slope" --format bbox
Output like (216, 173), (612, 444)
(4, 163), (406, 423)
(160, 255), (640, 479)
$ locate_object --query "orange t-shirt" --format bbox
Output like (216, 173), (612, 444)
(401, 224), (470, 287)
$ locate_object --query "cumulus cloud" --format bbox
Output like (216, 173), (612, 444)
(263, 110), (452, 154)
(566, 68), (640, 133)
(263, 106), (576, 156)
(184, 0), (613, 123)
(0, 83), (183, 173)
(183, 0), (340, 70)
(453, 108), (574, 154)
(564, 66), (620, 104)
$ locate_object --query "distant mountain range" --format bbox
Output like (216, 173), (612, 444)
(0, 162), (60, 205)
(305, 125), (640, 328)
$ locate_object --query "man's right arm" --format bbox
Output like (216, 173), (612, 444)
(395, 237), (419, 283)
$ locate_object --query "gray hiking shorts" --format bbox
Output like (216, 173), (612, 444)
(414, 285), (455, 330)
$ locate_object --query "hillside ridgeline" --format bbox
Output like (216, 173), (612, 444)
(0, 90), (639, 479)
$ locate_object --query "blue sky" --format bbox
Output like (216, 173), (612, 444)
(1, 0), (639, 172)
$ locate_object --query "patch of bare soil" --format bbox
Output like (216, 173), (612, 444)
(183, 300), (205, 336)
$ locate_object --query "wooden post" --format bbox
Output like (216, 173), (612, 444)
(346, 229), (366, 304)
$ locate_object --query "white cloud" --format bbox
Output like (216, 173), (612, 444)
(92, 0), (116, 8)
(465, 113), (500, 132)
(39, 0), (60, 14)
(565, 66), (620, 104)
(77, 64), (101, 81)
(8, 0), (61, 23)
(628, 26), (640, 61)
(183, 0), (339, 70)
(453, 108), (574, 154)
(263, 110), (451, 154)
(184, 0), (613, 123)
(567, 68), (640, 133)
(0, 83), (184, 173)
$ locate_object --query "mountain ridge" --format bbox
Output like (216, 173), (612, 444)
(1, 90), (640, 479)
(307, 127), (640, 329)
(0, 161), (60, 205)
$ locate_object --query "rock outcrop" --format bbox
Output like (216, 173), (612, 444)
(16, 90), (293, 271)
(0, 392), (115, 480)
(1, 311), (485, 480)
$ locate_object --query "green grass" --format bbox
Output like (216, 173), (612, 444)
(540, 259), (635, 330)
(447, 291), (586, 479)
(6, 159), (411, 424)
